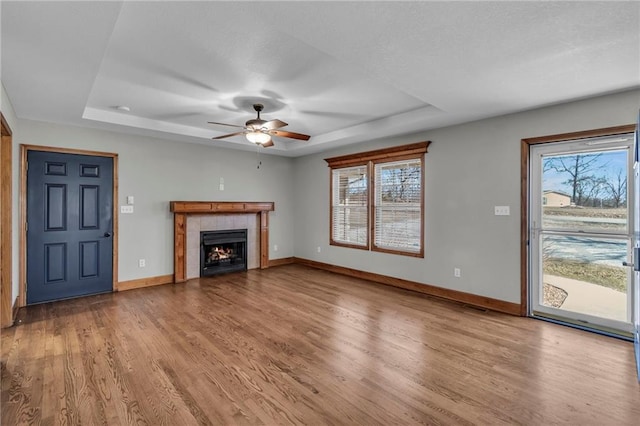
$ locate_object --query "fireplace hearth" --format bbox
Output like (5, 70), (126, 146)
(200, 229), (247, 276)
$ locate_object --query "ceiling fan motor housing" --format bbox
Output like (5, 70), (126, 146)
(245, 118), (267, 130)
(246, 104), (266, 130)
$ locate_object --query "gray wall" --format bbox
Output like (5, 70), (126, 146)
(14, 120), (295, 286)
(292, 89), (640, 303)
(4, 86), (639, 309)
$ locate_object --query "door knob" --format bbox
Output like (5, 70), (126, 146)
(103, 232), (112, 238)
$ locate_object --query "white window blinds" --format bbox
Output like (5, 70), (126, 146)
(331, 165), (368, 247)
(374, 159), (422, 253)
(325, 141), (429, 257)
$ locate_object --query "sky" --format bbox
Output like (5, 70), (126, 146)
(542, 148), (628, 194)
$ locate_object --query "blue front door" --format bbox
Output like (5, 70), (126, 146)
(27, 151), (114, 304)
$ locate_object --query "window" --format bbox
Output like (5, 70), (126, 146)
(374, 159), (422, 253)
(325, 142), (430, 257)
(331, 165), (368, 247)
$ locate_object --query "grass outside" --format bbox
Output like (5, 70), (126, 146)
(543, 206), (627, 293)
(543, 206), (626, 218)
(543, 259), (626, 293)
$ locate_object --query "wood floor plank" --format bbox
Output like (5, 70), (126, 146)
(2, 264), (639, 425)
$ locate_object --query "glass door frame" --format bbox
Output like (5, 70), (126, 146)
(529, 138), (634, 335)
(633, 112), (640, 379)
(521, 125), (637, 335)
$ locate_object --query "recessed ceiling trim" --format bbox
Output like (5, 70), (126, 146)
(83, 107), (215, 140)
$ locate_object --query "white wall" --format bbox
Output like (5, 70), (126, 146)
(292, 89), (640, 303)
(15, 119), (295, 282)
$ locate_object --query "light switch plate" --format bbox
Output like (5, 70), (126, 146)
(121, 205), (134, 214)
(494, 206), (510, 216)
(126, 195), (134, 205)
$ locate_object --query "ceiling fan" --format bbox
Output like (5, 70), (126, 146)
(208, 104), (310, 148)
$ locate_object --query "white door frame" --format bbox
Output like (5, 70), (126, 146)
(529, 136), (634, 335)
(520, 125), (636, 326)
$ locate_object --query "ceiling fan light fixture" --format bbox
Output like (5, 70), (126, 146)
(209, 103), (309, 148)
(246, 130), (271, 145)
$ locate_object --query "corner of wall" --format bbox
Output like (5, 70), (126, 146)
(1, 80), (21, 311)
(1, 81), (19, 132)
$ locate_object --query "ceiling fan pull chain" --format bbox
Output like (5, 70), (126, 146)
(256, 145), (262, 169)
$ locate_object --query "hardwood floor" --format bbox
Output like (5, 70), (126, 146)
(2, 264), (639, 425)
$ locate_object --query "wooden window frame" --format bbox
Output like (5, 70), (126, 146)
(325, 141), (430, 257)
(371, 154), (425, 257)
(329, 163), (370, 250)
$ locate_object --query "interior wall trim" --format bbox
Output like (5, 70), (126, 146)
(1, 113), (13, 328)
(268, 257), (296, 267)
(118, 274), (174, 292)
(291, 257), (522, 316)
(12, 299), (19, 324)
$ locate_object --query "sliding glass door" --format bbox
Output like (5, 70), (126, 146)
(530, 133), (636, 336)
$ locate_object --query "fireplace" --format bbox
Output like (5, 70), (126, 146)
(200, 229), (247, 276)
(170, 201), (274, 283)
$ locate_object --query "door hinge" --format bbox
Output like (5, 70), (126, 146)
(25, 222), (28, 232)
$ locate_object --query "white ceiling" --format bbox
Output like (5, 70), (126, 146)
(2, 1), (639, 157)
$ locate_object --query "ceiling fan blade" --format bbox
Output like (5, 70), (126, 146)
(262, 119), (288, 130)
(270, 129), (310, 141)
(207, 121), (245, 129)
(212, 131), (246, 140)
(262, 140), (275, 148)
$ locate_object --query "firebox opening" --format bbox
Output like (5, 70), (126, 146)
(200, 229), (247, 276)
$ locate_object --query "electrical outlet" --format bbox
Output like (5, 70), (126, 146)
(317, 246), (321, 253)
(273, 244), (278, 252)
(138, 259), (146, 268)
(454, 268), (461, 278)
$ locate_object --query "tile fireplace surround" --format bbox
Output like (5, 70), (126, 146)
(170, 201), (274, 282)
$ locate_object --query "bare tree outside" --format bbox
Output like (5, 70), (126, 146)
(540, 148), (629, 304)
(536, 139), (633, 327)
(380, 166), (420, 202)
(544, 154), (604, 206)
(604, 168), (627, 208)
